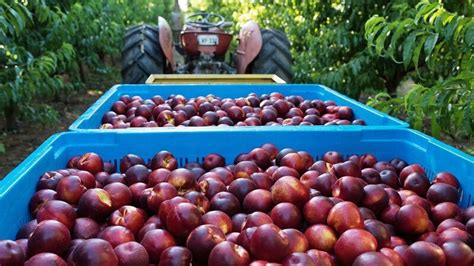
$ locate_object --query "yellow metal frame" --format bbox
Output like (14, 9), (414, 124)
(145, 74), (286, 84)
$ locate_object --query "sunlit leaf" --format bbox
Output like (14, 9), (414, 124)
(388, 18), (413, 63)
(424, 33), (439, 67)
(412, 34), (428, 74)
(402, 31), (417, 69)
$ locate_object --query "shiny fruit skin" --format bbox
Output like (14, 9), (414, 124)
(24, 253), (67, 266)
(303, 196), (335, 225)
(186, 224), (226, 263)
(114, 241), (149, 266)
(0, 240), (25, 266)
(166, 202), (203, 238)
(271, 203), (302, 229)
(271, 176), (310, 208)
(97, 225), (135, 248)
(352, 252), (393, 266)
(202, 210), (233, 235)
(77, 188), (114, 222)
(306, 249), (335, 266)
(27, 220), (71, 257)
(334, 229), (378, 266)
(283, 228), (309, 253)
(441, 240), (474, 266)
(70, 238), (118, 266)
(327, 201), (364, 234)
(243, 189), (273, 213)
(208, 241), (251, 266)
(405, 241), (446, 266)
(158, 246), (193, 266)
(249, 224), (291, 262)
(282, 252), (317, 266)
(36, 200), (76, 230)
(72, 217), (100, 239)
(210, 192), (241, 216)
(109, 205), (147, 234)
(77, 152), (103, 174)
(396, 204), (429, 235)
(304, 224), (337, 253)
(141, 229), (176, 264)
(29, 189), (57, 216)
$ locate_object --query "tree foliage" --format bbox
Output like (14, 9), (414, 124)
(190, 0), (473, 146)
(0, 0), (173, 130)
(366, 0), (473, 141)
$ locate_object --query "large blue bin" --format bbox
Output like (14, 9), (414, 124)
(1, 128), (472, 239)
(68, 84), (409, 130)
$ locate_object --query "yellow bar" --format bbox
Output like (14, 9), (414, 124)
(145, 74), (286, 84)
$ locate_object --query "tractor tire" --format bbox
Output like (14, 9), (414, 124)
(121, 24), (165, 84)
(248, 29), (293, 82)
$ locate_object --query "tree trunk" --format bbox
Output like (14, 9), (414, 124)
(4, 102), (18, 131)
(77, 56), (87, 83)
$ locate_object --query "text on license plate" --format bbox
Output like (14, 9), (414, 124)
(198, 35), (219, 46)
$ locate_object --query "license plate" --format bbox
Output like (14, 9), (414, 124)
(198, 35), (219, 46)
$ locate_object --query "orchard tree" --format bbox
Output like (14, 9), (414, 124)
(0, 0), (173, 130)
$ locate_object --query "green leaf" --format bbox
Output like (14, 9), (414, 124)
(4, 4), (24, 36)
(415, 2), (438, 25)
(388, 18), (414, 63)
(413, 34), (428, 74)
(428, 9), (441, 25)
(0, 143), (5, 154)
(424, 33), (439, 63)
(0, 15), (8, 33)
(433, 12), (447, 32)
(423, 5), (441, 24)
(15, 3), (32, 21)
(442, 14), (455, 26)
(365, 17), (387, 53)
(404, 85), (421, 109)
(463, 21), (474, 46)
(365, 16), (385, 37)
(374, 23), (396, 56)
(454, 18), (468, 43)
(421, 89), (432, 113)
(375, 92), (392, 101)
(402, 31), (417, 69)
(431, 116), (441, 137)
(415, 0), (430, 10)
(444, 71), (474, 86)
(367, 23), (387, 51)
(463, 101), (473, 134)
(445, 16), (461, 42)
(37, 5), (50, 24)
(437, 90), (454, 131)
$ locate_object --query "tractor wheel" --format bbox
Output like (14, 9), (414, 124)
(121, 24), (165, 83)
(248, 29), (293, 82)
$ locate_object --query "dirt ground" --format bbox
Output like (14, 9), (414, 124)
(0, 90), (103, 179)
(0, 66), (120, 179)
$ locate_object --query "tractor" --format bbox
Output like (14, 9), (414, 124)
(121, 11), (292, 84)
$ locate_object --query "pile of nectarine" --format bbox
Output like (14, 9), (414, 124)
(100, 92), (366, 128)
(1, 144), (472, 265)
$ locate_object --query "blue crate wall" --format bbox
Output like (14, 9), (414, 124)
(1, 128), (472, 239)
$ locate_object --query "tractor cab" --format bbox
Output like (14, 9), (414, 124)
(180, 13), (233, 58)
(176, 13), (235, 74)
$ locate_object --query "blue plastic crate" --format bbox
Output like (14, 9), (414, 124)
(68, 84), (409, 130)
(1, 128), (472, 239)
